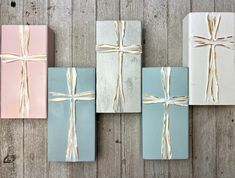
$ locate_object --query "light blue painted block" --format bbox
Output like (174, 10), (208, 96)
(142, 67), (189, 160)
(48, 67), (96, 162)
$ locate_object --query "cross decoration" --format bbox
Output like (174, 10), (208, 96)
(96, 21), (142, 112)
(49, 68), (95, 162)
(193, 13), (235, 103)
(0, 25), (47, 118)
(143, 67), (188, 159)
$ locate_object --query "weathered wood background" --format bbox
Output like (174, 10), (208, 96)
(0, 0), (234, 177)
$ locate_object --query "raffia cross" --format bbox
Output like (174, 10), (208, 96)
(143, 67), (188, 159)
(193, 13), (235, 103)
(96, 21), (142, 112)
(49, 68), (95, 161)
(0, 25), (47, 118)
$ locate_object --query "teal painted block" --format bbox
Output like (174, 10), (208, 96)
(142, 67), (189, 160)
(48, 67), (96, 162)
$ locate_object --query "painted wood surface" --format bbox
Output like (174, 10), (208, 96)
(96, 21), (142, 113)
(0, 0), (234, 178)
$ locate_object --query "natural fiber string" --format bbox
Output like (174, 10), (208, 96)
(0, 25), (47, 118)
(143, 67), (188, 159)
(49, 68), (95, 162)
(193, 13), (235, 103)
(96, 21), (142, 112)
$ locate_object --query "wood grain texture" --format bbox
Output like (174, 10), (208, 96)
(143, 0), (167, 68)
(0, 120), (23, 178)
(191, 1), (217, 178)
(120, 1), (144, 178)
(168, 0), (192, 177)
(96, 1), (122, 178)
(23, 1), (48, 178)
(47, 0), (72, 177)
(70, 0), (97, 177)
(143, 0), (169, 177)
(0, 0), (235, 178)
(192, 0), (214, 12)
(215, 1), (235, 178)
(48, 0), (72, 67)
(0, 1), (24, 178)
(192, 107), (217, 178)
(168, 0), (190, 66)
(23, 0), (48, 24)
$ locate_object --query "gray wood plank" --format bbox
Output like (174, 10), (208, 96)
(0, 120), (23, 178)
(0, 0), (23, 24)
(167, 0), (192, 177)
(48, 0), (73, 67)
(215, 0), (235, 11)
(192, 0), (214, 12)
(215, 2), (235, 178)
(191, 1), (217, 178)
(23, 120), (48, 178)
(143, 0), (168, 67)
(216, 107), (235, 178)
(120, 0), (143, 19)
(192, 107), (217, 178)
(23, 0), (48, 24)
(22, 1), (48, 178)
(97, 114), (121, 178)
(96, 0), (122, 178)
(72, 0), (96, 67)
(70, 0), (97, 177)
(190, 2), (218, 178)
(120, 0), (144, 178)
(47, 0), (72, 177)
(167, 0), (190, 66)
(143, 0), (168, 177)
(121, 114), (144, 178)
(0, 1), (24, 178)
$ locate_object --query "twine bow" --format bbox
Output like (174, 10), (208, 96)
(143, 67), (188, 159)
(193, 13), (235, 103)
(0, 25), (47, 118)
(96, 21), (142, 112)
(49, 68), (95, 162)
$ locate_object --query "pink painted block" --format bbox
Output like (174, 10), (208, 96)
(1, 25), (54, 119)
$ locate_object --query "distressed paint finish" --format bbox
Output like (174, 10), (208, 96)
(96, 20), (142, 113)
(0, 0), (234, 178)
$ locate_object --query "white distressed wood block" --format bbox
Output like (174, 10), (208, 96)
(183, 12), (235, 105)
(96, 21), (142, 113)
